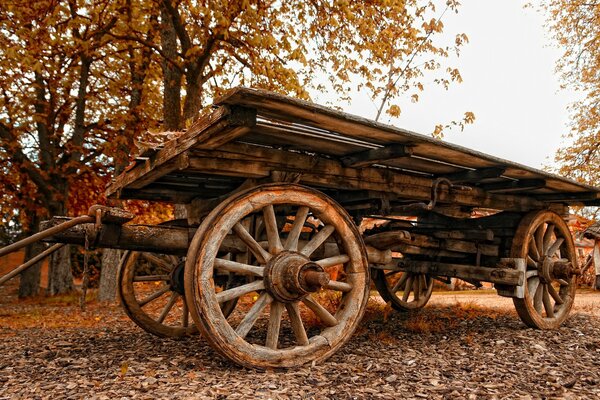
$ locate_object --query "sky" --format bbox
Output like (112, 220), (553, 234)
(317, 0), (577, 170)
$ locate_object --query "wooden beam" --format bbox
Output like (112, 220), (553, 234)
(40, 218), (244, 255)
(398, 259), (524, 286)
(441, 167), (506, 184)
(480, 179), (546, 193)
(533, 191), (600, 203)
(341, 144), (413, 168)
(184, 143), (545, 212)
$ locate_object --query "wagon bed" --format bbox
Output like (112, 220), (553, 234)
(107, 86), (600, 210)
(3, 87), (599, 369)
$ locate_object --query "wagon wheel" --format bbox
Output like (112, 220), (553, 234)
(118, 251), (238, 338)
(511, 210), (578, 329)
(373, 269), (433, 311)
(184, 184), (370, 368)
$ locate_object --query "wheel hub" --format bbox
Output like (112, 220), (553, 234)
(169, 260), (186, 295)
(263, 251), (330, 303)
(538, 257), (577, 283)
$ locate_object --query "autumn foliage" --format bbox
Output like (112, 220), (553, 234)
(544, 1), (600, 205)
(0, 1), (469, 294)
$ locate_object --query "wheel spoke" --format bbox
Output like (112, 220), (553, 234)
(547, 283), (563, 305)
(302, 295), (338, 327)
(526, 255), (538, 269)
(140, 253), (173, 273)
(542, 224), (555, 255)
(263, 205), (283, 254)
(542, 284), (555, 318)
(300, 225), (335, 257)
(157, 292), (179, 323)
(413, 274), (421, 301)
(557, 278), (569, 286)
(528, 237), (541, 261)
(324, 280), (352, 292)
(233, 222), (271, 264)
(525, 270), (539, 279)
(316, 254), (349, 268)
(391, 272), (409, 293)
(421, 274), (428, 292)
(284, 206), (310, 251)
(285, 302), (309, 346)
(216, 280), (265, 303)
(133, 275), (170, 282)
(535, 224), (545, 259)
(236, 292), (273, 339)
(528, 276), (540, 298)
(266, 301), (284, 349)
(402, 275), (414, 302)
(182, 300), (189, 328)
(533, 282), (543, 313)
(138, 286), (170, 307)
(214, 258), (265, 277)
(546, 238), (564, 258)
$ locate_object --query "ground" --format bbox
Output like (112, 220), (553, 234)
(1, 278), (600, 399)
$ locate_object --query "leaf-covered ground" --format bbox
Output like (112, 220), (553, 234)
(1, 281), (600, 399)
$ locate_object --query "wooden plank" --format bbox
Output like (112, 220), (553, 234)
(480, 179), (547, 193)
(216, 87), (600, 196)
(184, 142), (545, 212)
(341, 144), (414, 168)
(534, 192), (600, 203)
(594, 242), (600, 278)
(442, 167), (506, 184)
(106, 106), (256, 196)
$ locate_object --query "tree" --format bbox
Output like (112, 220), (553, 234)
(545, 1), (600, 196)
(0, 0), (161, 296)
(116, 0), (469, 130)
(1, 0), (469, 298)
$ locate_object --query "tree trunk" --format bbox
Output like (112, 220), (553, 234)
(98, 249), (122, 302)
(160, 4), (182, 131)
(18, 216), (43, 298)
(47, 245), (73, 295)
(18, 242), (44, 298)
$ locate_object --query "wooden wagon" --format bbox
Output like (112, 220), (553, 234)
(2, 87), (599, 369)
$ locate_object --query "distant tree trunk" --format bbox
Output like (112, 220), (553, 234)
(47, 245), (73, 295)
(98, 249), (122, 302)
(160, 4), (182, 131)
(19, 245), (43, 298)
(46, 201), (73, 295)
(18, 216), (43, 298)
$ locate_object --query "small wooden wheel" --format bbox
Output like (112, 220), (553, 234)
(119, 251), (197, 337)
(119, 251), (238, 337)
(511, 210), (577, 329)
(373, 269), (433, 311)
(184, 184), (370, 369)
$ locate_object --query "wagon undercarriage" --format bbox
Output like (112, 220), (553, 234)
(2, 87), (599, 369)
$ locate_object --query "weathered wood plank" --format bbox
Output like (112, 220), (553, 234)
(442, 167), (506, 184)
(184, 143), (546, 212)
(341, 144), (414, 168)
(106, 106), (256, 196)
(481, 179), (547, 193)
(398, 259), (523, 286)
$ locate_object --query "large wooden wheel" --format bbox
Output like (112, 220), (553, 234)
(373, 269), (433, 311)
(119, 251), (238, 338)
(184, 184), (370, 369)
(511, 210), (578, 329)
